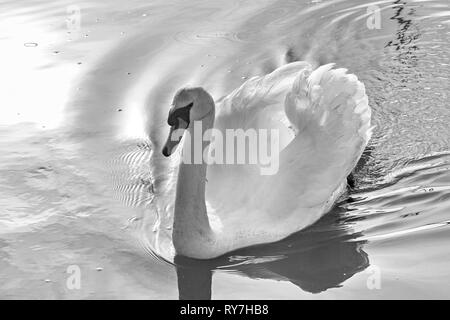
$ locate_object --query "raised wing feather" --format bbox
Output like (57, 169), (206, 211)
(253, 64), (373, 225)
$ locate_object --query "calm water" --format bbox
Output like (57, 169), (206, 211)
(0, 0), (449, 299)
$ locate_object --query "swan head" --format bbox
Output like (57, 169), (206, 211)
(162, 87), (214, 157)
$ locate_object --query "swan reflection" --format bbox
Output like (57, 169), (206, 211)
(174, 206), (369, 299)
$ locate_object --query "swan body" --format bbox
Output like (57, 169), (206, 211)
(160, 61), (372, 259)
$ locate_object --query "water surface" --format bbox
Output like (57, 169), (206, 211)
(0, 0), (449, 299)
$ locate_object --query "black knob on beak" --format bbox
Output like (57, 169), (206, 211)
(162, 145), (170, 157)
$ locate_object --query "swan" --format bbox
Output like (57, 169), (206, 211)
(159, 61), (372, 259)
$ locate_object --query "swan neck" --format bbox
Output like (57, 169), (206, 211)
(172, 100), (216, 258)
(178, 112), (214, 203)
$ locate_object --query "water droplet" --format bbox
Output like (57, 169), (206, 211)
(77, 62), (82, 65)
(24, 42), (38, 47)
(142, 13), (147, 17)
(44, 279), (51, 283)
(96, 267), (103, 272)
(200, 64), (205, 67)
(117, 108), (123, 112)
(53, 51), (60, 54)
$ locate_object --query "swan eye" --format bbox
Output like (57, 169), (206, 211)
(168, 102), (193, 127)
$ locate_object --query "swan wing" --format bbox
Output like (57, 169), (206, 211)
(215, 61), (312, 134)
(205, 62), (313, 214)
(254, 64), (373, 227)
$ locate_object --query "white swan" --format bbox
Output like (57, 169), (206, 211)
(159, 61), (372, 259)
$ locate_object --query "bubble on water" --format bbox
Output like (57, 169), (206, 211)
(24, 42), (38, 47)
(44, 279), (51, 283)
(96, 267), (103, 272)
(117, 108), (123, 112)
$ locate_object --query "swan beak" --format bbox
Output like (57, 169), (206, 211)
(162, 119), (188, 157)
